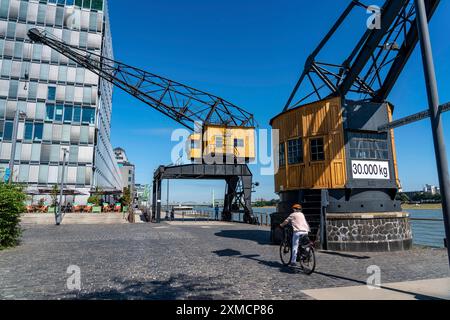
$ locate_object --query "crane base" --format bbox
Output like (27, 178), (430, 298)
(152, 164), (257, 224)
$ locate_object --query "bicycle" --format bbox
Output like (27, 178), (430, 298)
(279, 225), (316, 275)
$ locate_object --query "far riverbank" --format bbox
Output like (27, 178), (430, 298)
(253, 204), (443, 211)
(402, 204), (442, 210)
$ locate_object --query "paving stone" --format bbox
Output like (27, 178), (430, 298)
(0, 222), (448, 300)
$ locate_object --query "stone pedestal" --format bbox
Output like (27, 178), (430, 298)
(326, 212), (413, 252)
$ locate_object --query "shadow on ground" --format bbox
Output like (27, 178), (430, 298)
(72, 274), (237, 300)
(318, 251), (371, 260)
(211, 249), (302, 275)
(214, 230), (272, 245)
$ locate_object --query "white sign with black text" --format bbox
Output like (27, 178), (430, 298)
(351, 160), (390, 180)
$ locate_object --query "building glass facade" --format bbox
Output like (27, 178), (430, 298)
(0, 0), (122, 203)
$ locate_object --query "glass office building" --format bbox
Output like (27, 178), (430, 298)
(0, 0), (122, 203)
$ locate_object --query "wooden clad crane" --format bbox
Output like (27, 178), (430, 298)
(270, 0), (441, 251)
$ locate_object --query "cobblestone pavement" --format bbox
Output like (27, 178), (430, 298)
(0, 221), (448, 300)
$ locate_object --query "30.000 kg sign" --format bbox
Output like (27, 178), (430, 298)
(351, 161), (390, 180)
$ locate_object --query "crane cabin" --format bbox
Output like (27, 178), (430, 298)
(271, 96), (400, 211)
(270, 97), (411, 252)
(188, 125), (256, 164)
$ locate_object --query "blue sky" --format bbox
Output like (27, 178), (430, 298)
(107, 0), (450, 203)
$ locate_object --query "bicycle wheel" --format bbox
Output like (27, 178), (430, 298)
(280, 240), (293, 267)
(299, 246), (316, 275)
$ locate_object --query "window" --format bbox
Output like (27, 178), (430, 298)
(0, 0), (9, 19)
(91, 0), (104, 11)
(35, 103), (46, 120)
(0, 100), (5, 118)
(3, 121), (14, 141)
(31, 144), (41, 162)
(39, 165), (49, 184)
(24, 122), (33, 141)
(70, 146), (79, 164)
(80, 126), (89, 144)
(310, 138), (325, 162)
(73, 107), (81, 123)
(279, 143), (286, 167)
(55, 105), (64, 122)
(37, 4), (46, 24)
(40, 145), (51, 163)
(8, 80), (18, 99)
(18, 2), (28, 21)
(1, 60), (12, 76)
(288, 138), (303, 165)
(77, 166), (86, 185)
(34, 124), (43, 142)
(215, 136), (223, 148)
(48, 87), (56, 101)
(46, 104), (54, 121)
(64, 106), (73, 123)
(58, 66), (67, 82)
(234, 139), (244, 148)
(191, 140), (201, 149)
(348, 132), (389, 160)
(40, 64), (49, 81)
(83, 87), (92, 104)
(82, 108), (95, 124)
(28, 82), (38, 100)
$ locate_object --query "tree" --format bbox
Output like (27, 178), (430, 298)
(396, 193), (410, 203)
(50, 185), (59, 214)
(120, 187), (132, 207)
(253, 199), (279, 208)
(87, 187), (103, 206)
(0, 183), (26, 249)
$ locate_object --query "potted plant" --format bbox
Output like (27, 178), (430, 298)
(87, 194), (102, 214)
(120, 187), (132, 214)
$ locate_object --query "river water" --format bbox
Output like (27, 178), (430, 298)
(197, 207), (446, 248)
(407, 209), (446, 248)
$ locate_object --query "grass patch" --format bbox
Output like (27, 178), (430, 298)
(402, 203), (442, 210)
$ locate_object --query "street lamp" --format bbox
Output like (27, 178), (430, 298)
(8, 109), (27, 184)
(56, 147), (69, 226)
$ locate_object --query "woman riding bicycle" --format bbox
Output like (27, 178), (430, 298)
(280, 204), (311, 267)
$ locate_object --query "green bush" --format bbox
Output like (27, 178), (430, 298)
(87, 195), (101, 206)
(0, 183), (26, 250)
(120, 187), (132, 207)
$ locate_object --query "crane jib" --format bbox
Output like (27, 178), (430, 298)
(27, 28), (255, 132)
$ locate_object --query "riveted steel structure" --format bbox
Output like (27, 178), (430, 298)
(28, 28), (258, 224)
(271, 0), (446, 252)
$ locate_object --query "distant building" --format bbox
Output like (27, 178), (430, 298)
(135, 184), (150, 206)
(423, 184), (440, 195)
(114, 147), (135, 195)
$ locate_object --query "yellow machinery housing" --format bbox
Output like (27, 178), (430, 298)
(269, 97), (409, 252)
(271, 97), (400, 192)
(188, 125), (256, 163)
